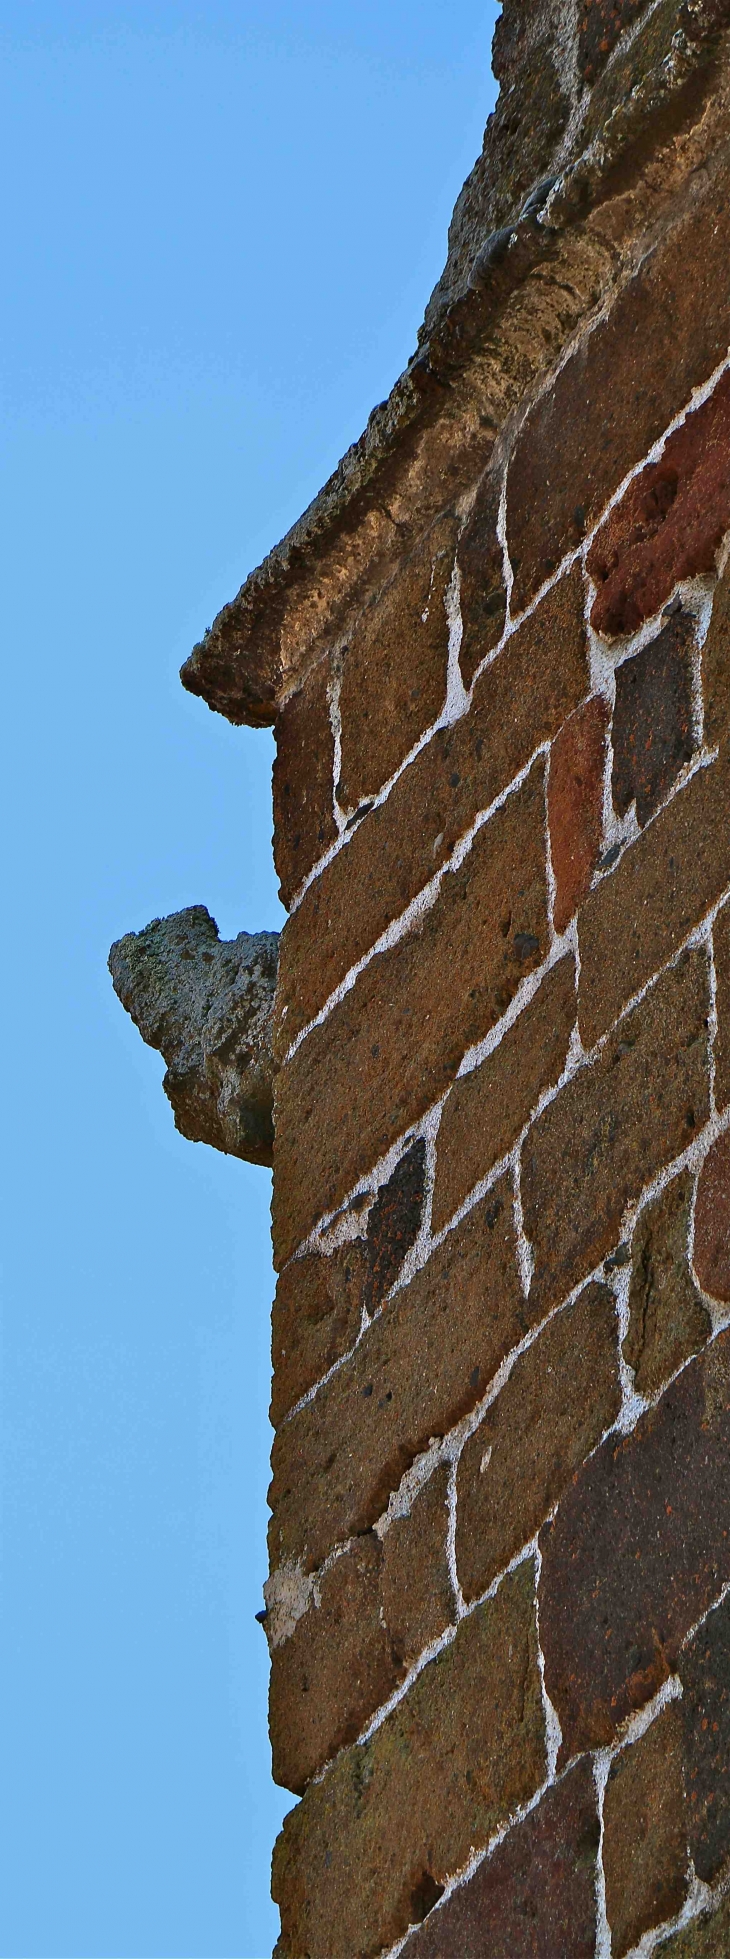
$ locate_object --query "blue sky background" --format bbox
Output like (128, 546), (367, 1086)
(0, 6), (498, 1953)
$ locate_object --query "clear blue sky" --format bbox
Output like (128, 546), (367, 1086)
(0, 6), (497, 1954)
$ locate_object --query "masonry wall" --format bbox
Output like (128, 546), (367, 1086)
(263, 15), (730, 1950)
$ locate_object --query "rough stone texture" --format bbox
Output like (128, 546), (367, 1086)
(701, 556), (730, 748)
(611, 613), (697, 826)
(363, 1138), (426, 1309)
(271, 1563), (546, 1959)
(577, 747), (730, 1049)
(588, 374), (730, 639)
(522, 949), (710, 1316)
(108, 906), (278, 1166)
(457, 467), (506, 688)
(456, 1282), (620, 1603)
(548, 694), (610, 933)
(273, 762), (548, 1264)
(507, 164), (730, 610)
(379, 1463), (454, 1667)
(656, 1897), (730, 1956)
(579, 0), (646, 82)
(274, 567), (588, 1055)
(694, 1131), (730, 1302)
(269, 1178), (527, 1574)
(407, 1759), (599, 1959)
(269, 1535), (398, 1795)
(270, 1244), (367, 1427)
(603, 1705), (690, 1956)
(336, 513), (458, 813)
(624, 1172), (711, 1397)
(680, 1589), (730, 1886)
(539, 1328), (730, 1759)
(272, 655), (337, 908)
(712, 896), (730, 1113)
(432, 954), (576, 1235)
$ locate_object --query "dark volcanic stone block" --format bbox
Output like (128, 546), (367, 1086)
(680, 1589), (730, 1885)
(612, 613), (697, 828)
(364, 1139), (427, 1309)
(539, 1329), (730, 1760)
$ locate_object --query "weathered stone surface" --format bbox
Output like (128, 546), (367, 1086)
(579, 0), (645, 82)
(507, 166), (730, 609)
(612, 614), (697, 825)
(269, 1535), (398, 1795)
(456, 1282), (620, 1603)
(406, 1759), (599, 1959)
(363, 1138), (426, 1309)
(457, 467), (506, 688)
(272, 655), (337, 908)
(603, 1705), (689, 1957)
(656, 1895), (730, 1956)
(432, 955), (576, 1235)
(274, 568), (587, 1055)
(624, 1172), (711, 1398)
(694, 1131), (730, 1302)
(712, 897), (730, 1112)
(577, 749), (730, 1048)
(337, 513), (458, 812)
(380, 1463), (454, 1668)
(701, 558), (730, 749)
(589, 375), (730, 639)
(269, 1178), (527, 1573)
(523, 950), (709, 1316)
(270, 1245), (366, 1428)
(108, 906), (278, 1166)
(680, 1589), (730, 1885)
(548, 693), (609, 933)
(271, 1563), (546, 1959)
(539, 1329), (730, 1759)
(274, 763), (548, 1264)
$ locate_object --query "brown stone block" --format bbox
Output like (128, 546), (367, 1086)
(624, 1172), (711, 1399)
(577, 749), (730, 1050)
(406, 1759), (599, 1959)
(589, 375), (730, 639)
(655, 1896), (730, 1956)
(539, 1329), (730, 1759)
(603, 1705), (689, 1957)
(694, 1131), (730, 1302)
(456, 1283), (620, 1604)
(680, 1589), (730, 1886)
(269, 1535), (397, 1796)
(579, 0), (645, 82)
(380, 1462), (454, 1670)
(548, 693), (609, 933)
(274, 568), (587, 1055)
(269, 1179), (527, 1574)
(270, 1245), (366, 1428)
(337, 512), (458, 812)
(272, 655), (337, 908)
(612, 613), (697, 825)
(432, 955), (576, 1236)
(271, 1562), (546, 1959)
(273, 762), (548, 1264)
(702, 560), (730, 749)
(523, 950), (710, 1317)
(713, 897), (730, 1112)
(457, 468), (506, 689)
(507, 167), (730, 610)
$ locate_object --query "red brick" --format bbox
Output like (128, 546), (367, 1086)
(269, 1178), (527, 1574)
(432, 954), (576, 1235)
(539, 1328), (730, 1760)
(457, 467), (506, 689)
(407, 1760), (599, 1959)
(274, 567), (588, 1055)
(611, 612), (697, 824)
(603, 1706), (689, 1957)
(507, 166), (730, 609)
(456, 1282), (620, 1603)
(694, 1131), (730, 1302)
(680, 1588), (730, 1886)
(548, 694), (609, 932)
(337, 513), (458, 811)
(577, 748), (730, 1050)
(522, 949), (710, 1317)
(272, 656), (337, 908)
(271, 1562), (546, 1959)
(588, 375), (730, 639)
(273, 761), (549, 1264)
(624, 1172), (711, 1399)
(701, 558), (730, 749)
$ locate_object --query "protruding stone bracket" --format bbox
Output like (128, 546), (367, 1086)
(108, 905), (278, 1167)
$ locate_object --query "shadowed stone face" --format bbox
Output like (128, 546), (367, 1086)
(108, 904), (278, 1166)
